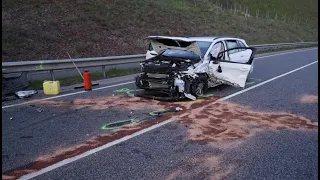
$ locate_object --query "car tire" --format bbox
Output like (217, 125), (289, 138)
(191, 79), (208, 97)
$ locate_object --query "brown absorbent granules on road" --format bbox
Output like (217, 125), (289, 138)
(2, 118), (168, 179)
(5, 95), (318, 179)
(300, 95), (318, 103)
(163, 96), (318, 180)
(38, 95), (167, 111)
(167, 98), (318, 144)
(37, 94), (318, 145)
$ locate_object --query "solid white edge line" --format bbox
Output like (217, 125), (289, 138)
(17, 60), (318, 179)
(2, 81), (135, 109)
(215, 60), (318, 103)
(2, 47), (317, 109)
(19, 119), (174, 180)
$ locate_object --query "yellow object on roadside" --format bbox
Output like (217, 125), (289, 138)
(43, 81), (60, 95)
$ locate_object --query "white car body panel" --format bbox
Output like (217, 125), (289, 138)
(208, 62), (251, 88)
(228, 49), (252, 63)
(143, 36), (254, 89)
(146, 50), (157, 60)
(146, 36), (202, 57)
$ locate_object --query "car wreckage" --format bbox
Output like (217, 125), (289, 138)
(135, 36), (257, 100)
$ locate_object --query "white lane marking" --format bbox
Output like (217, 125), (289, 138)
(2, 81), (135, 109)
(255, 47), (317, 60)
(17, 60), (318, 179)
(19, 119), (174, 180)
(3, 47), (318, 109)
(216, 60), (318, 102)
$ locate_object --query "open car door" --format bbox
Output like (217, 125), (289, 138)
(208, 47), (257, 88)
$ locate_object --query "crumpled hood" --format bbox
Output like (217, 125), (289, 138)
(145, 36), (202, 57)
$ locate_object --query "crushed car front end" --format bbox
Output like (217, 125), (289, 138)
(135, 36), (212, 100)
(135, 55), (198, 100)
(135, 52), (211, 101)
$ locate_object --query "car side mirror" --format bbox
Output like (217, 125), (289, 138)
(217, 52), (224, 60)
(209, 55), (218, 64)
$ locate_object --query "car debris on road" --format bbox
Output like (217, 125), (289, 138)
(15, 90), (38, 99)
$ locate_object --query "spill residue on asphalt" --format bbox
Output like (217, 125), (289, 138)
(3, 95), (318, 179)
(171, 100), (318, 144)
(163, 96), (318, 180)
(164, 154), (235, 180)
(38, 95), (168, 111)
(300, 95), (318, 103)
(2, 118), (167, 179)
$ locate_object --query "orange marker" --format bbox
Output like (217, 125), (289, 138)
(83, 70), (92, 91)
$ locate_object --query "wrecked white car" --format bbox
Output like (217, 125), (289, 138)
(135, 36), (257, 100)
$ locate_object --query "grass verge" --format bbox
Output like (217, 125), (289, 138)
(2, 0), (318, 61)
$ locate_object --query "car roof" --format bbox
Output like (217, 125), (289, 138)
(187, 36), (241, 42)
(146, 36), (242, 42)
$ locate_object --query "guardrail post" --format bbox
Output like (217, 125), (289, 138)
(50, 70), (55, 81)
(102, 65), (106, 78)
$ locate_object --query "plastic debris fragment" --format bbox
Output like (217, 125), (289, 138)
(36, 108), (44, 112)
(15, 90), (38, 99)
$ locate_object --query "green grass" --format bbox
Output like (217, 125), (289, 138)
(27, 67), (140, 90)
(2, 0), (318, 62)
(233, 0), (318, 27)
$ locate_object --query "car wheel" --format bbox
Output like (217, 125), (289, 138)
(191, 79), (207, 97)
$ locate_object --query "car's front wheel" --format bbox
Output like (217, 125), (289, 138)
(190, 79), (208, 97)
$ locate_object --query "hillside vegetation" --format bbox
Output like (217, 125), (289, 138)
(2, 0), (318, 62)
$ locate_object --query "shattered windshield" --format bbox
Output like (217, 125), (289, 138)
(161, 50), (200, 61)
(160, 41), (212, 61)
(197, 41), (212, 57)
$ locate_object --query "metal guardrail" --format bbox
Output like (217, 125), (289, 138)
(2, 42), (318, 80)
(250, 42), (318, 48)
(2, 54), (146, 80)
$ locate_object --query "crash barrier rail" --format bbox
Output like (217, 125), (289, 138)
(2, 41), (318, 80)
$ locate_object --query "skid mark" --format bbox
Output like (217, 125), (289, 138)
(300, 95), (318, 103)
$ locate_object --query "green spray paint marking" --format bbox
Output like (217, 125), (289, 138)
(113, 88), (141, 96)
(101, 119), (138, 130)
(101, 108), (180, 130)
(246, 78), (262, 85)
(40, 61), (44, 70)
(248, 78), (262, 81)
(198, 93), (215, 99)
(149, 109), (176, 116)
(246, 81), (256, 85)
(114, 88), (131, 93)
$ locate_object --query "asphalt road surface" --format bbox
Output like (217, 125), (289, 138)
(2, 48), (318, 180)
